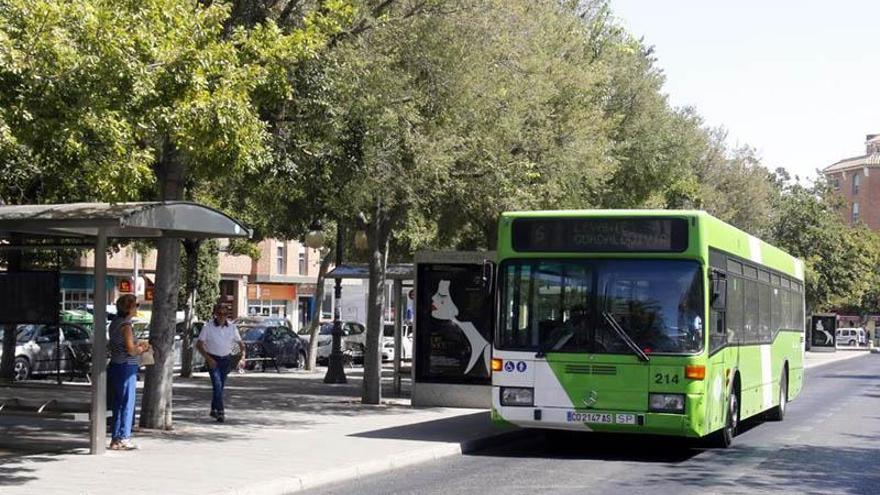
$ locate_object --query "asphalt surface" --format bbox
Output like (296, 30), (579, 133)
(306, 354), (880, 495)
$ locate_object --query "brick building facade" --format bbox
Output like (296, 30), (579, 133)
(65, 238), (328, 331)
(822, 134), (880, 229)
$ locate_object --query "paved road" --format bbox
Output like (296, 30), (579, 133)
(307, 354), (880, 495)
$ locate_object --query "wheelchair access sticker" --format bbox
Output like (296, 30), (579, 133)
(503, 360), (528, 373)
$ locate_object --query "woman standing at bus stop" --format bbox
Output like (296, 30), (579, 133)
(108, 294), (150, 450)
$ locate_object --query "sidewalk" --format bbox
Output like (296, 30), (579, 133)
(0, 369), (515, 495)
(804, 348), (871, 369)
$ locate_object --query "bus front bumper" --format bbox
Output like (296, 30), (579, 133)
(491, 404), (703, 438)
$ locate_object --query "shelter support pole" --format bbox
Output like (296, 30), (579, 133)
(90, 229), (108, 454)
(393, 279), (403, 396)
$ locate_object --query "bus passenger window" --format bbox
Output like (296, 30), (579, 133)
(744, 279), (759, 343)
(758, 283), (771, 342)
(727, 277), (744, 343)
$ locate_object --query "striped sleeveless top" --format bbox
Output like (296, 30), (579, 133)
(109, 316), (139, 365)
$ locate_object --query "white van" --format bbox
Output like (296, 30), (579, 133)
(836, 327), (866, 346)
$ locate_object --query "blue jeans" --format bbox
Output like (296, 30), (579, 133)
(208, 355), (231, 413)
(109, 362), (139, 441)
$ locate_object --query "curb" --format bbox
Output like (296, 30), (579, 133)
(804, 350), (872, 370)
(217, 428), (528, 495)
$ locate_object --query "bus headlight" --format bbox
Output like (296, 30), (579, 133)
(649, 393), (685, 413)
(500, 387), (534, 407)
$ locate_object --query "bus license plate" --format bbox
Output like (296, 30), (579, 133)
(567, 412), (612, 424)
(566, 412), (637, 425)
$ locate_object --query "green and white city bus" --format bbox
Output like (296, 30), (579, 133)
(490, 210), (806, 447)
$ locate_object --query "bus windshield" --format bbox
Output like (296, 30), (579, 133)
(498, 259), (704, 354)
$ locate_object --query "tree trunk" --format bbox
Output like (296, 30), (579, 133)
(306, 249), (333, 371)
(0, 246), (23, 382)
(179, 239), (201, 378)
(140, 140), (185, 430)
(362, 201), (390, 405)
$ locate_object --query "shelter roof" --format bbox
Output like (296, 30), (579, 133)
(0, 202), (250, 239)
(326, 263), (413, 280)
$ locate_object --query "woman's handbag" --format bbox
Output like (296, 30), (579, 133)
(139, 348), (155, 366)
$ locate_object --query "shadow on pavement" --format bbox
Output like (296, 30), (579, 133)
(0, 367), (417, 465)
(610, 443), (880, 494)
(468, 429), (704, 464)
(0, 418), (87, 487)
(350, 411), (494, 443)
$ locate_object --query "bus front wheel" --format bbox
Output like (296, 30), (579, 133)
(767, 370), (788, 421)
(709, 389), (739, 448)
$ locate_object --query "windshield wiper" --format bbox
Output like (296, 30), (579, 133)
(601, 312), (650, 362)
(535, 328), (574, 358)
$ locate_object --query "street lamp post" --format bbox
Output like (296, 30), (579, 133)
(324, 223), (347, 383)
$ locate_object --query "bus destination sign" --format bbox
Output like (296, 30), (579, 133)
(511, 217), (688, 253)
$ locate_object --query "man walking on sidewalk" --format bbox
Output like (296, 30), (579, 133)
(196, 303), (246, 422)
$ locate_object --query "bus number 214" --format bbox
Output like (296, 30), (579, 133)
(654, 373), (679, 384)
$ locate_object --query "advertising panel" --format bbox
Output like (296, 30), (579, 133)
(0, 271), (60, 325)
(415, 263), (493, 385)
(810, 314), (836, 351)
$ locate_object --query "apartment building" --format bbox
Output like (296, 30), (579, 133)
(822, 133), (880, 229)
(65, 239), (329, 331)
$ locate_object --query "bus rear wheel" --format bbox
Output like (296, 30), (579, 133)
(710, 389), (738, 448)
(767, 370), (788, 421)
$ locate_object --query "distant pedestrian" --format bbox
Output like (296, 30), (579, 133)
(196, 303), (245, 422)
(108, 294), (150, 450)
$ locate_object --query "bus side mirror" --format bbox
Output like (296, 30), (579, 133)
(711, 275), (727, 311)
(482, 261), (495, 296)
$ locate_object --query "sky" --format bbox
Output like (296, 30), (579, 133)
(610, 0), (880, 181)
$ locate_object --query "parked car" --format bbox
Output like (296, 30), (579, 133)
(240, 324), (308, 371)
(836, 327), (866, 347)
(0, 323), (92, 381)
(134, 321), (205, 372)
(234, 316), (293, 331)
(382, 323), (413, 362)
(298, 321), (366, 365)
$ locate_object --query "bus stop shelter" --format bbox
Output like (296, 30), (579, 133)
(0, 202), (250, 454)
(325, 263), (413, 395)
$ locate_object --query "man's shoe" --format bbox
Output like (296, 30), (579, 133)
(216, 413), (225, 423)
(210, 410), (218, 419)
(116, 439), (139, 451)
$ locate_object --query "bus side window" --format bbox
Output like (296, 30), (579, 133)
(744, 279), (759, 344)
(727, 277), (744, 344)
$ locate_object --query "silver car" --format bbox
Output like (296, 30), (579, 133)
(0, 323), (92, 381)
(297, 321), (366, 364)
(134, 321), (206, 372)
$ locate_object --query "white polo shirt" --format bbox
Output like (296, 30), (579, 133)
(198, 319), (242, 357)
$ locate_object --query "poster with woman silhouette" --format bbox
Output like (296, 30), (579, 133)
(415, 263), (493, 385)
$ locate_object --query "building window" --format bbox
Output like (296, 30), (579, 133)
(831, 177), (840, 191)
(62, 289), (95, 311)
(299, 252), (306, 275)
(276, 244), (286, 274)
(852, 202), (860, 223)
(852, 173), (860, 194)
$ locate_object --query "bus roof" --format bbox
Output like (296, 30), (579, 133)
(498, 209), (804, 280)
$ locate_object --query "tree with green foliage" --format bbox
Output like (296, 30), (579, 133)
(0, 0), (352, 427)
(178, 239), (220, 377)
(769, 178), (880, 313)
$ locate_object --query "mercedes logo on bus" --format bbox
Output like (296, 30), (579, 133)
(583, 390), (598, 409)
